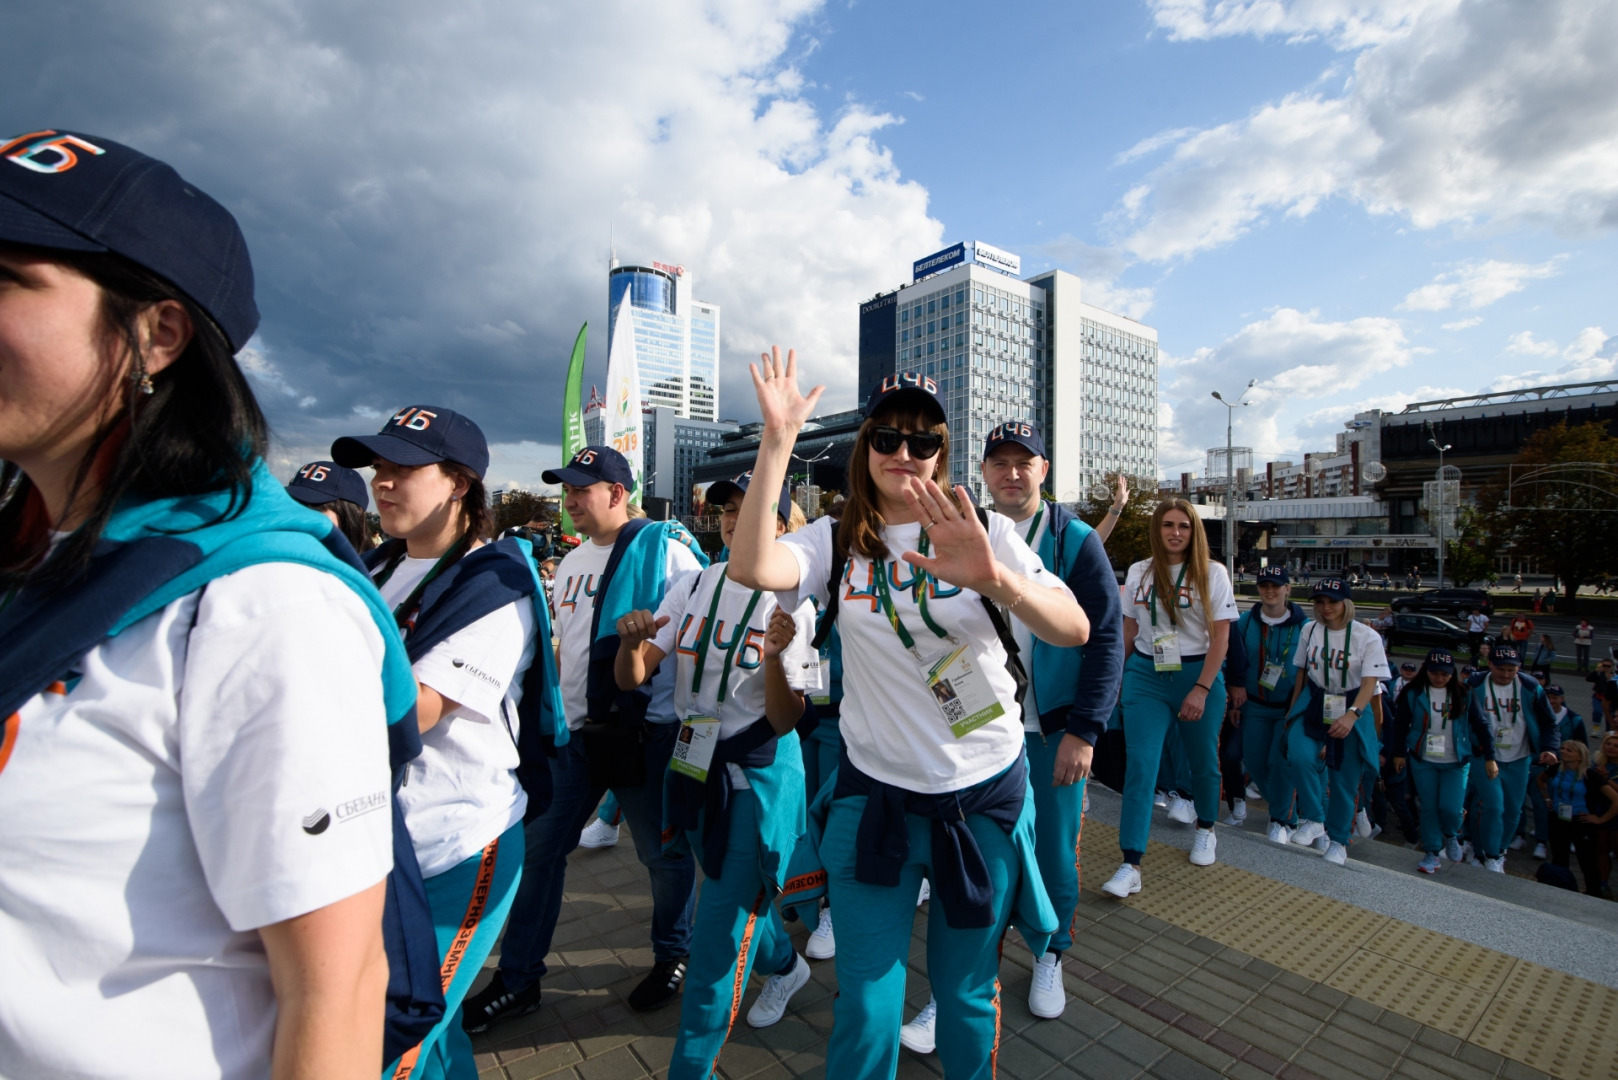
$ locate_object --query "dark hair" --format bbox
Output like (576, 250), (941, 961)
(442, 463), (494, 541)
(1396, 662), (1466, 721)
(837, 403), (952, 561)
(0, 246), (266, 592)
(325, 498), (373, 554)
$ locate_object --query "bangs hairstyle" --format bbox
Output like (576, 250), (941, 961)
(1401, 661), (1466, 720)
(1560, 739), (1591, 772)
(1313, 596), (1358, 628)
(837, 402), (952, 561)
(0, 246), (266, 592)
(1146, 498), (1213, 627)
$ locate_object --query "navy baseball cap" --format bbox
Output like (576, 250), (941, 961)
(704, 471), (792, 524)
(1311, 577), (1352, 601)
(866, 372), (945, 424)
(1426, 650), (1455, 672)
(542, 445), (635, 491)
(287, 461), (369, 510)
(982, 420), (1046, 460)
(332, 405), (490, 477)
(0, 129), (258, 352)
(1257, 566), (1290, 585)
(1492, 645), (1521, 666)
(1400, 661), (1418, 673)
(1546, 684), (1565, 697)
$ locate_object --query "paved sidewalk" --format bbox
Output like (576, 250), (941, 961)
(469, 816), (1567, 1080)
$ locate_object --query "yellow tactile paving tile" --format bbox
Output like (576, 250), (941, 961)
(1076, 816), (1618, 1080)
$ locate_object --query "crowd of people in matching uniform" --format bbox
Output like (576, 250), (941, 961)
(1, 130), (1609, 1080)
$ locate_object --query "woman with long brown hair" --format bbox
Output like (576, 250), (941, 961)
(1101, 499), (1237, 898)
(727, 351), (1087, 1080)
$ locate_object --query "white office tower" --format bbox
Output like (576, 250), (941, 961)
(859, 242), (1158, 504)
(608, 257), (721, 421)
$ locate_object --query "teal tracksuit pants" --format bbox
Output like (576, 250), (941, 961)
(1408, 758), (1468, 855)
(668, 790), (796, 1080)
(1285, 729), (1371, 846)
(385, 821), (524, 1080)
(1466, 757), (1505, 858)
(1242, 702), (1294, 825)
(1469, 756), (1531, 859)
(1026, 730), (1086, 954)
(801, 714), (842, 803)
(1120, 652), (1227, 858)
(822, 792), (1019, 1080)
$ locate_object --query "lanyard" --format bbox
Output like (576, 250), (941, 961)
(1021, 503), (1045, 552)
(1317, 622), (1352, 691)
(375, 537), (468, 630)
(1487, 679), (1519, 722)
(873, 532), (950, 654)
(689, 569), (763, 704)
(1257, 616), (1295, 666)
(1146, 564), (1188, 628)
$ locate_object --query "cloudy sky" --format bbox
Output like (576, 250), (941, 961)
(4, 0), (1614, 489)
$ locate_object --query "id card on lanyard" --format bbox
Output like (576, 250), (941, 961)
(1258, 619), (1291, 692)
(1147, 564), (1188, 672)
(810, 646), (833, 706)
(672, 569), (762, 781)
(1488, 680), (1520, 749)
(1425, 697), (1449, 756)
(874, 533), (1004, 739)
(1318, 622), (1353, 721)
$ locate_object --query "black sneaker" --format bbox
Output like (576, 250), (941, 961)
(461, 971), (542, 1033)
(627, 957), (687, 1012)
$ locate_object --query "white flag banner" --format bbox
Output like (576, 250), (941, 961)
(604, 298), (644, 502)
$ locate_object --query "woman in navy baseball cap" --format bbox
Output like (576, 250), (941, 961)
(287, 460), (374, 553)
(0, 130), (407, 1077)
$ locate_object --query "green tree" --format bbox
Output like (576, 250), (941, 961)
(1074, 474), (1162, 570)
(1483, 421), (1618, 606)
(493, 489), (555, 537)
(1441, 506), (1498, 588)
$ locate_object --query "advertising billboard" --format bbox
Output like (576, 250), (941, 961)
(912, 242), (967, 280)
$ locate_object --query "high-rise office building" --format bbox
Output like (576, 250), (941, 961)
(858, 242), (1158, 504)
(607, 257), (721, 421)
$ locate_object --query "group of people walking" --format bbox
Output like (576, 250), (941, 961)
(0, 127), (1605, 1080)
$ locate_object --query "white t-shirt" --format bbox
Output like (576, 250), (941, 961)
(1480, 677), (1529, 762)
(0, 564), (393, 1080)
(1122, 559), (1239, 658)
(1292, 619), (1391, 694)
(776, 513), (1070, 794)
(1007, 508), (1050, 732)
(377, 554), (536, 878)
(1425, 685), (1457, 763)
(552, 531), (704, 730)
(1468, 613), (1490, 634)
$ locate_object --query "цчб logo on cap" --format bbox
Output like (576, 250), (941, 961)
(1, 131), (106, 175)
(391, 407), (437, 431)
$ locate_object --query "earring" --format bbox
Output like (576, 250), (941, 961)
(134, 357), (155, 395)
(139, 373), (155, 395)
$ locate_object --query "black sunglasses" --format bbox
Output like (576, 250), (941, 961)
(869, 425), (943, 459)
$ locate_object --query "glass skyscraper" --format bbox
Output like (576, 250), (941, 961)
(607, 259), (720, 422)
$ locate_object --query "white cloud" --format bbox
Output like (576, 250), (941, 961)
(1036, 234), (1156, 319)
(1441, 317), (1482, 331)
(1121, 1), (1618, 261)
(3, 1), (941, 488)
(1505, 331), (1561, 358)
(1398, 257), (1562, 311)
(1489, 327), (1615, 390)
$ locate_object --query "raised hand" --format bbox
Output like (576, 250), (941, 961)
(750, 346), (825, 433)
(1113, 473), (1129, 512)
(760, 609), (797, 659)
(899, 478), (999, 594)
(616, 609), (668, 646)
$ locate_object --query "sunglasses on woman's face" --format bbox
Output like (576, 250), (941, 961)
(869, 425), (943, 460)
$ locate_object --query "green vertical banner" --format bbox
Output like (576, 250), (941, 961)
(558, 322), (587, 538)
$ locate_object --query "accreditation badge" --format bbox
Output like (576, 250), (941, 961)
(1425, 731), (1448, 757)
(1494, 725), (1517, 751)
(1259, 663), (1285, 691)
(1559, 803), (1574, 822)
(670, 716), (721, 782)
(810, 647), (832, 707)
(1323, 693), (1348, 721)
(916, 643), (1005, 739)
(1152, 630), (1182, 672)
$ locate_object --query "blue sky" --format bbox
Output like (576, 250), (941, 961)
(3, 1), (1613, 489)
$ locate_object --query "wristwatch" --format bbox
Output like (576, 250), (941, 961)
(1346, 705), (1362, 718)
(1106, 506), (1123, 517)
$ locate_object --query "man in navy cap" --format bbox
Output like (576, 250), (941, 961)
(974, 420), (1121, 1019)
(1461, 644), (1559, 872)
(464, 445), (707, 1027)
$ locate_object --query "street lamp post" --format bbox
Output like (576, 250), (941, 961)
(1211, 381), (1256, 582)
(1428, 435), (1453, 588)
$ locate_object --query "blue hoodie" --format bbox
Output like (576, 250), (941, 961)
(1386, 681), (1493, 763)
(1227, 600), (1310, 707)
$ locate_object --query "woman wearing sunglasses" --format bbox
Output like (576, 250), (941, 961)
(727, 351), (1087, 1080)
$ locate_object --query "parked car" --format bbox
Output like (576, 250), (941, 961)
(1389, 588), (1494, 618)
(1387, 612), (1471, 653)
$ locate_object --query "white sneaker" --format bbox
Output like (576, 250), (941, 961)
(1509, 836), (1527, 851)
(1266, 821), (1292, 845)
(1083, 789), (1090, 814)
(1290, 820), (1326, 847)
(1313, 835), (1331, 854)
(1189, 827), (1218, 866)
(805, 908), (835, 960)
(1323, 841), (1349, 866)
(899, 997), (937, 1055)
(1483, 856), (1506, 874)
(578, 818), (619, 849)
(1223, 799), (1247, 826)
(1245, 782), (1263, 800)
(1166, 794), (1197, 825)
(1101, 863), (1141, 898)
(1354, 810), (1373, 838)
(1444, 836), (1464, 863)
(917, 879), (930, 907)
(1533, 842), (1548, 859)
(1028, 951), (1066, 1018)
(746, 953), (811, 1027)
(1369, 824), (1383, 840)
(1153, 790), (1168, 808)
